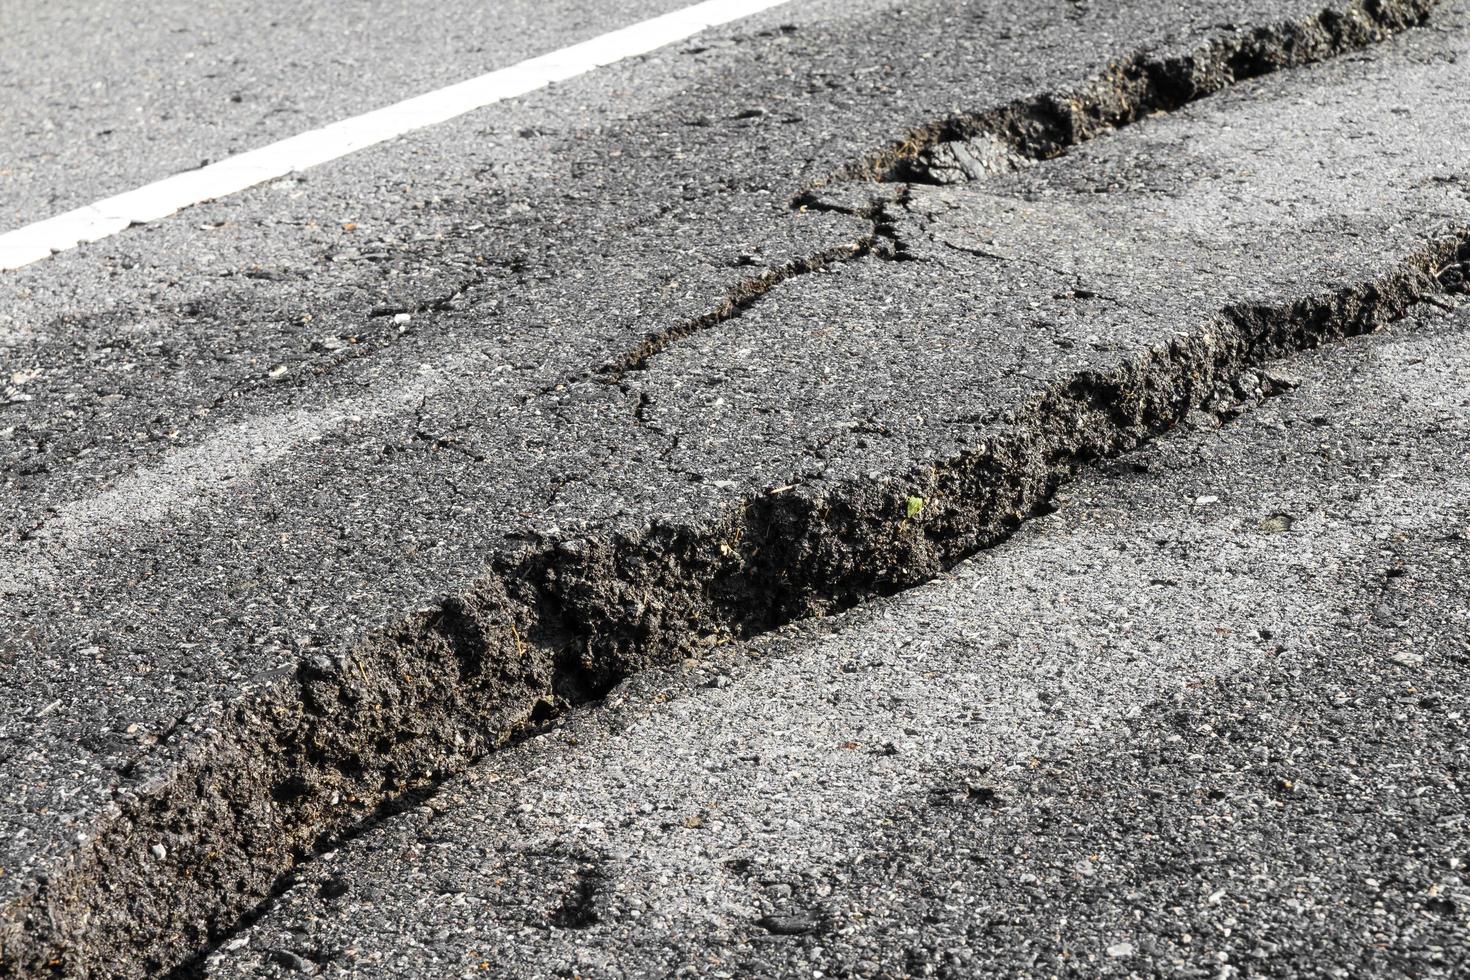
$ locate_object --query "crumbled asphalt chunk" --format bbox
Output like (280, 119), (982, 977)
(0, 0), (1464, 975)
(901, 135), (1031, 184)
(756, 914), (820, 936)
(206, 302), (1470, 978)
(265, 951), (312, 975)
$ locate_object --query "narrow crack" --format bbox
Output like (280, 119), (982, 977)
(596, 234), (880, 382)
(367, 278), (477, 319)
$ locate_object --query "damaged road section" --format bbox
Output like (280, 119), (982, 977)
(882, 0), (1434, 185)
(1, 0), (1467, 976)
(206, 300), (1470, 979)
(599, 0), (1441, 391)
(874, 0), (1436, 185)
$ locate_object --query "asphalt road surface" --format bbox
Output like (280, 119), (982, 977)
(1, 0), (1467, 977)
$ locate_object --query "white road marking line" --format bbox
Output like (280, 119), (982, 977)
(0, 0), (795, 272)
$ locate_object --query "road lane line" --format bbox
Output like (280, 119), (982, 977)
(0, 0), (795, 271)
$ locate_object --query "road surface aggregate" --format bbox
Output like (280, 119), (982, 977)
(1, 0), (1467, 975)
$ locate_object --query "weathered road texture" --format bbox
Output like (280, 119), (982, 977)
(208, 304), (1470, 978)
(0, 0), (700, 228)
(1, 0), (1465, 974)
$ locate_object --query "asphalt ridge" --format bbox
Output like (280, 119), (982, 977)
(208, 288), (1470, 980)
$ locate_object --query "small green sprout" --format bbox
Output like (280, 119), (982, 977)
(905, 495), (925, 520)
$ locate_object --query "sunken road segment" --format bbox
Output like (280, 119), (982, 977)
(0, 0), (1462, 975)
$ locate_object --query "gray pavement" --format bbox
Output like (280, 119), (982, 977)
(1, 0), (1466, 975)
(0, 0), (699, 227)
(206, 300), (1470, 978)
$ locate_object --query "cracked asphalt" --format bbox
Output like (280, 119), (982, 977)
(211, 302), (1470, 979)
(2, 0), (1469, 975)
